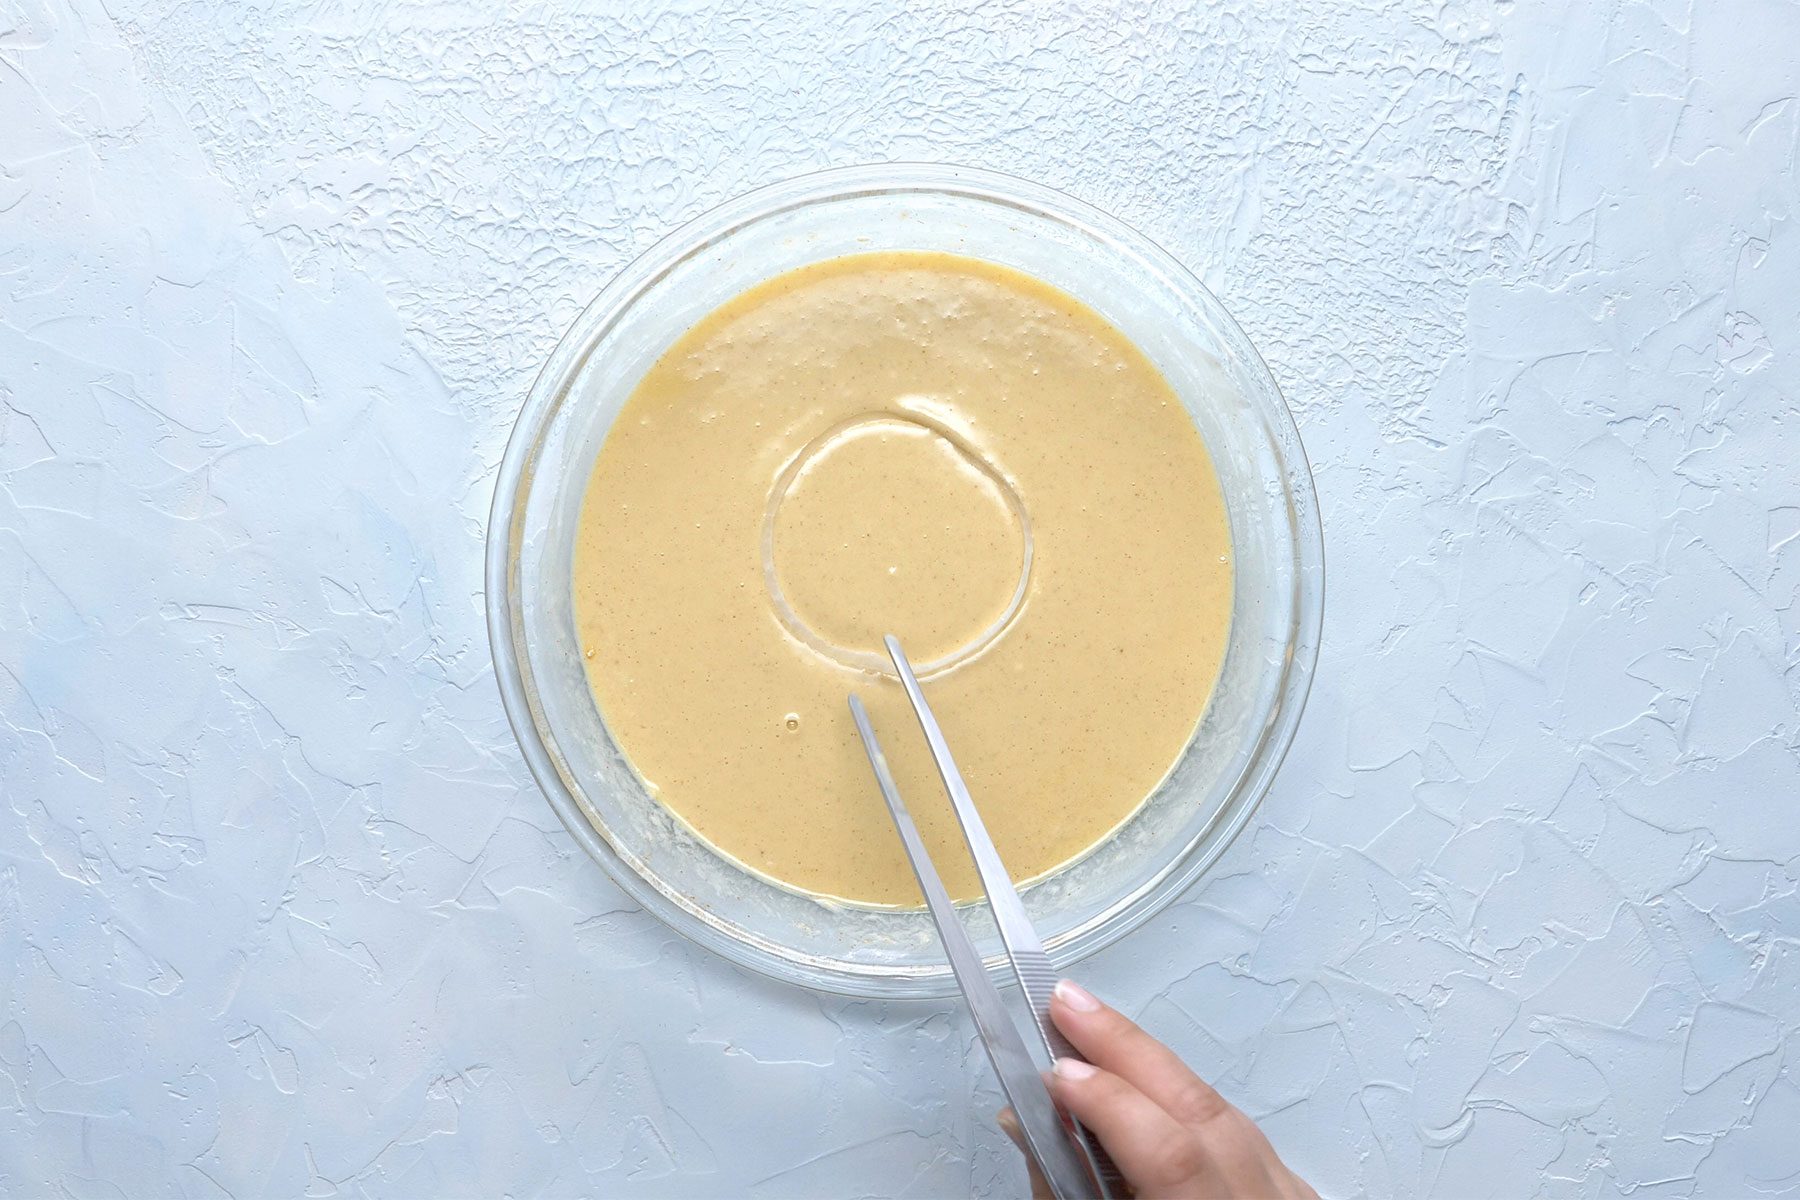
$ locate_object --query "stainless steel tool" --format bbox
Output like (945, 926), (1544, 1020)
(848, 635), (1124, 1200)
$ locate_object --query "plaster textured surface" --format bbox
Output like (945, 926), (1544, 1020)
(2, 1), (1797, 1195)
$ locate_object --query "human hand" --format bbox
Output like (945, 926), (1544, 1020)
(998, 980), (1315, 1199)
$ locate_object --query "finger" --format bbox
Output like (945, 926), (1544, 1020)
(1047, 1056), (1193, 1185)
(1052, 979), (1229, 1126)
(995, 1107), (1052, 1200)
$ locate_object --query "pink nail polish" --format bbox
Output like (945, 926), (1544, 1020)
(1053, 1057), (1098, 1081)
(1054, 978), (1102, 1012)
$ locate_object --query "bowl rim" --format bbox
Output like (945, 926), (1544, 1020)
(485, 162), (1325, 997)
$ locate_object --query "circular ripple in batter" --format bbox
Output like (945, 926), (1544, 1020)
(762, 408), (1033, 677)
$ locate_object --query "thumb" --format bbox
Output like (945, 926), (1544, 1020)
(996, 1108), (1053, 1200)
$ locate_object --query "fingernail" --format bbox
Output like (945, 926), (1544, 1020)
(1053, 1057), (1097, 1081)
(1054, 978), (1102, 1012)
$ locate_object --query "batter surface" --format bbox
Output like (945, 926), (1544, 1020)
(573, 252), (1232, 906)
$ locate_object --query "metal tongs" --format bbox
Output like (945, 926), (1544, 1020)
(848, 636), (1125, 1200)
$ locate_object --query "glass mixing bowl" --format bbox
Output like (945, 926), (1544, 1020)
(486, 164), (1323, 998)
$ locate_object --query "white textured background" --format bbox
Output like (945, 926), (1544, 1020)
(2, 0), (1797, 1195)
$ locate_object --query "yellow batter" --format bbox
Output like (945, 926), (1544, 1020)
(573, 252), (1232, 907)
